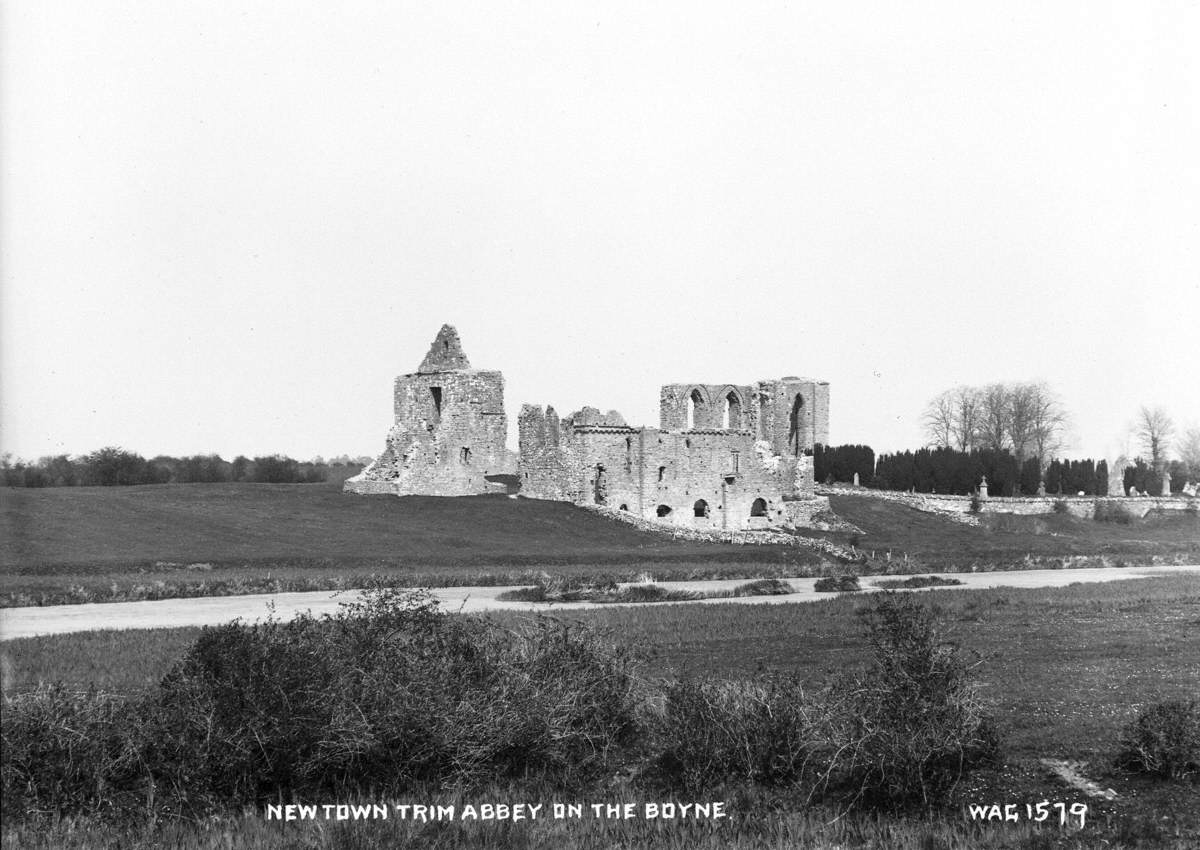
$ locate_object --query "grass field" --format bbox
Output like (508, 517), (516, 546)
(2, 484), (1197, 607)
(824, 494), (1200, 567)
(10, 576), (1197, 761)
(0, 484), (823, 606)
(4, 576), (1199, 848)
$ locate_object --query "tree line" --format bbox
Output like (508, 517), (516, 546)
(872, 448), (1111, 496)
(818, 442), (1195, 497)
(922, 381), (1068, 461)
(1, 448), (368, 488)
(812, 444), (875, 486)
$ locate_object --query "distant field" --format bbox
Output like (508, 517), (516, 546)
(2, 484), (1196, 607)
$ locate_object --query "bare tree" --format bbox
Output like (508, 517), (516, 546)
(922, 390), (956, 448)
(1135, 406), (1175, 471)
(977, 383), (1010, 452)
(1178, 425), (1200, 481)
(922, 381), (1068, 463)
(1006, 383), (1038, 462)
(950, 386), (983, 451)
(1026, 381), (1070, 463)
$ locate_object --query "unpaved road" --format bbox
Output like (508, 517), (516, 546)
(1, 565), (1197, 641)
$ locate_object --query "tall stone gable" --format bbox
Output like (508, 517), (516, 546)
(344, 325), (515, 496)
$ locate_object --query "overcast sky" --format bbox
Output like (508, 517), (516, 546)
(3, 2), (1197, 465)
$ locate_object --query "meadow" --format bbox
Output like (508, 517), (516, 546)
(2, 483), (1197, 607)
(0, 484), (822, 606)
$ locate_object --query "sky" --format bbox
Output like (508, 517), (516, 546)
(2, 2), (1198, 465)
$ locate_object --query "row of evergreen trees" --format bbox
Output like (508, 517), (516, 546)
(812, 444), (876, 487)
(844, 446), (1190, 496)
(1, 449), (366, 488)
(869, 447), (1071, 496)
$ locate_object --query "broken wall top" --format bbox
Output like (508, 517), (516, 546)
(417, 324), (472, 373)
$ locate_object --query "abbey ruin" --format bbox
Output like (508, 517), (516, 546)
(344, 325), (516, 496)
(346, 325), (831, 531)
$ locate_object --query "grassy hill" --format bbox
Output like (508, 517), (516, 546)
(2, 484), (1196, 607)
(0, 483), (802, 569)
(0, 484), (821, 606)
(824, 493), (1200, 567)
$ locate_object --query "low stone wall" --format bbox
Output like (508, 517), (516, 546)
(818, 485), (1198, 519)
(343, 476), (400, 495)
(581, 503), (863, 562)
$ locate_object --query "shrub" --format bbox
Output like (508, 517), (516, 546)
(824, 595), (1001, 809)
(1094, 500), (1135, 524)
(1116, 699), (1200, 780)
(1052, 499), (1070, 514)
(873, 575), (963, 589)
(3, 588), (642, 821)
(646, 595), (1000, 811)
(814, 575), (861, 593)
(0, 685), (146, 822)
(731, 578), (795, 597)
(969, 495), (983, 514)
(647, 676), (831, 793)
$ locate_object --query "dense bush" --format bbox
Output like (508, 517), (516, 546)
(649, 676), (830, 793)
(873, 575), (963, 589)
(1, 589), (641, 821)
(646, 595), (1000, 810)
(1094, 500), (1135, 524)
(731, 578), (795, 596)
(814, 575), (861, 593)
(832, 596), (1000, 808)
(0, 686), (147, 820)
(1116, 699), (1200, 780)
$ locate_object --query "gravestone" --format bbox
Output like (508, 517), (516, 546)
(1107, 457), (1127, 497)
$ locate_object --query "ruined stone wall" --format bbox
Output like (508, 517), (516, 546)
(518, 407), (818, 530)
(755, 378), (829, 455)
(818, 485), (1198, 520)
(518, 404), (587, 502)
(659, 384), (755, 431)
(633, 429), (792, 530)
(346, 325), (515, 496)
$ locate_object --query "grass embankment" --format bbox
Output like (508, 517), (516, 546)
(3, 576), (1199, 848)
(823, 494), (1200, 570)
(0, 484), (823, 606)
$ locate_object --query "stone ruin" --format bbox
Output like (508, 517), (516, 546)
(347, 325), (833, 530)
(344, 325), (516, 496)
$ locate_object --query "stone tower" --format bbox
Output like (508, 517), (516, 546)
(344, 325), (515, 496)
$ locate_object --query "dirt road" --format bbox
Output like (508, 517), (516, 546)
(1, 564), (1197, 640)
